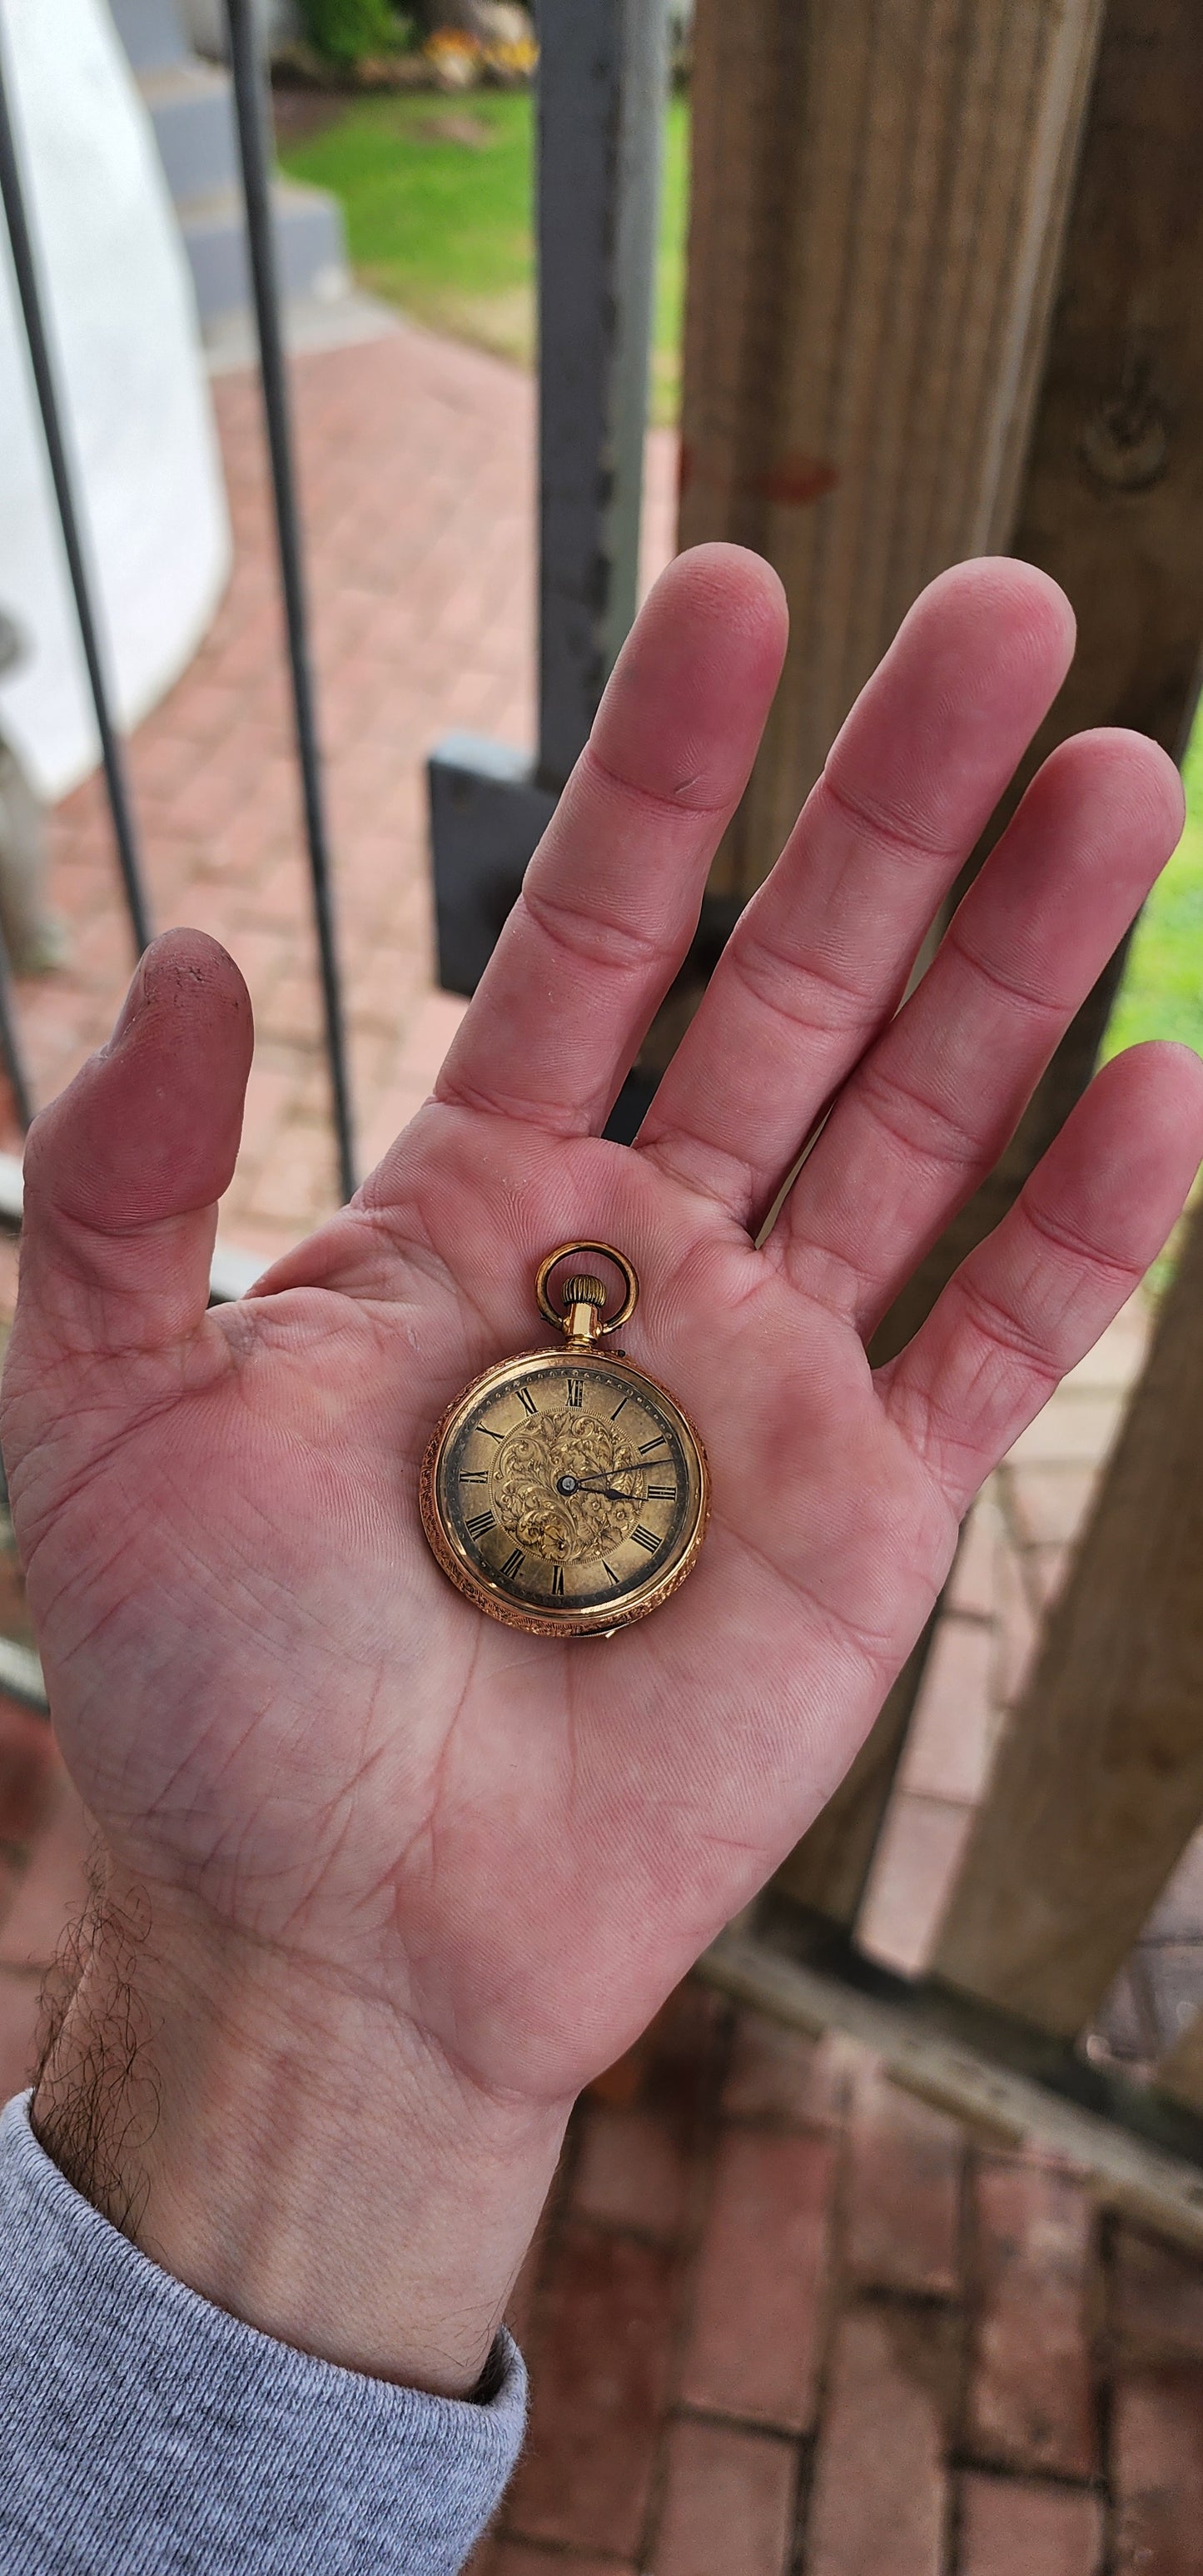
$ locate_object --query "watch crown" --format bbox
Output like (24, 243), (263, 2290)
(562, 1274), (607, 1310)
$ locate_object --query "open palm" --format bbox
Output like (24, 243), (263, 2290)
(6, 548), (1202, 2128)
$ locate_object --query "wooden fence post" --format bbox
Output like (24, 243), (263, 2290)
(932, 1201), (1203, 2036)
(678, 0), (1105, 899)
(870, 0), (1203, 1369)
(680, 0), (1203, 1922)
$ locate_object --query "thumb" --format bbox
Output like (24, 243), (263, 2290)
(16, 930), (253, 1362)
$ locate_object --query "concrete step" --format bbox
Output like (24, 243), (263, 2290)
(112, 0), (349, 334)
(203, 284), (400, 376)
(137, 58), (238, 202)
(176, 178), (349, 324)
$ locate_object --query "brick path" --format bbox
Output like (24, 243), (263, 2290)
(4, 1706), (1203, 2572)
(465, 1977), (1203, 2576)
(1, 321), (1201, 2564)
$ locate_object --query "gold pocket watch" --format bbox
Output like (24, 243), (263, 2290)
(420, 1242), (709, 1637)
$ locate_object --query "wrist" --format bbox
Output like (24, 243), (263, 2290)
(32, 1869), (566, 2395)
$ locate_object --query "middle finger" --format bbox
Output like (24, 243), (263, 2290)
(635, 558), (1075, 1226)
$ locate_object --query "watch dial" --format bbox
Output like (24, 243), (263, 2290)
(434, 1356), (700, 1622)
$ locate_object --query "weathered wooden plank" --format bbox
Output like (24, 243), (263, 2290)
(858, 0), (1203, 1365)
(678, 0), (1104, 898)
(679, 0), (1106, 1902)
(700, 1930), (1203, 2250)
(684, 0), (1104, 1907)
(932, 1201), (1203, 2035)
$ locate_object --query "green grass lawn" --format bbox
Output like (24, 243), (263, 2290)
(277, 87), (689, 422)
(1102, 718), (1203, 1067)
(1103, 723), (1203, 1278)
(280, 84), (1203, 1076)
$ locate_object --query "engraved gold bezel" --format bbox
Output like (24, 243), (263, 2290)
(419, 1345), (709, 1639)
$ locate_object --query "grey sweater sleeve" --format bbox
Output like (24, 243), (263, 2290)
(0, 2092), (525, 2574)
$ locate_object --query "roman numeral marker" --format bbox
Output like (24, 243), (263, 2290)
(638, 1435), (669, 1455)
(603, 1561), (621, 1584)
(477, 1425), (504, 1443)
(647, 1485), (676, 1501)
(515, 1385), (537, 1417)
(500, 1547), (524, 1583)
(465, 1510), (495, 1540)
(632, 1525), (659, 1553)
(609, 1395), (629, 1420)
(566, 1376), (584, 1409)
(459, 1471), (487, 1484)
(550, 1565), (564, 1597)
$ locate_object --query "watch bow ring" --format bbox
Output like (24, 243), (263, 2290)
(419, 1243), (709, 1637)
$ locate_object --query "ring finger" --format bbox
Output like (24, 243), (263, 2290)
(776, 726), (1185, 1337)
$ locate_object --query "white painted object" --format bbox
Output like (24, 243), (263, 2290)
(0, 0), (230, 800)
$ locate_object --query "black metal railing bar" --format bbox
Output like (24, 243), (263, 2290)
(224, 0), (355, 1203)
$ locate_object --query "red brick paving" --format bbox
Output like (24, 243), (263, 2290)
(475, 1992), (1203, 2571)
(897, 1614), (997, 1808)
(843, 2061), (962, 2300)
(654, 2418), (798, 2576)
(679, 2128), (833, 2433)
(505, 2223), (677, 2555)
(488, 2553), (631, 2576)
(968, 2156), (1100, 2481)
(1111, 2222), (1203, 2365)
(2, 1738), (1203, 2569)
(804, 2306), (951, 2576)
(572, 2099), (693, 2243)
(1112, 2369), (1203, 2574)
(959, 2475), (1105, 2576)
(0, 1760), (92, 1977)
(0, 1964), (40, 2107)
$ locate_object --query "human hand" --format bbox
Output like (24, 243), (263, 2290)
(6, 548), (1202, 2390)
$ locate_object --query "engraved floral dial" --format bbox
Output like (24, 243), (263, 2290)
(422, 1350), (708, 1637)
